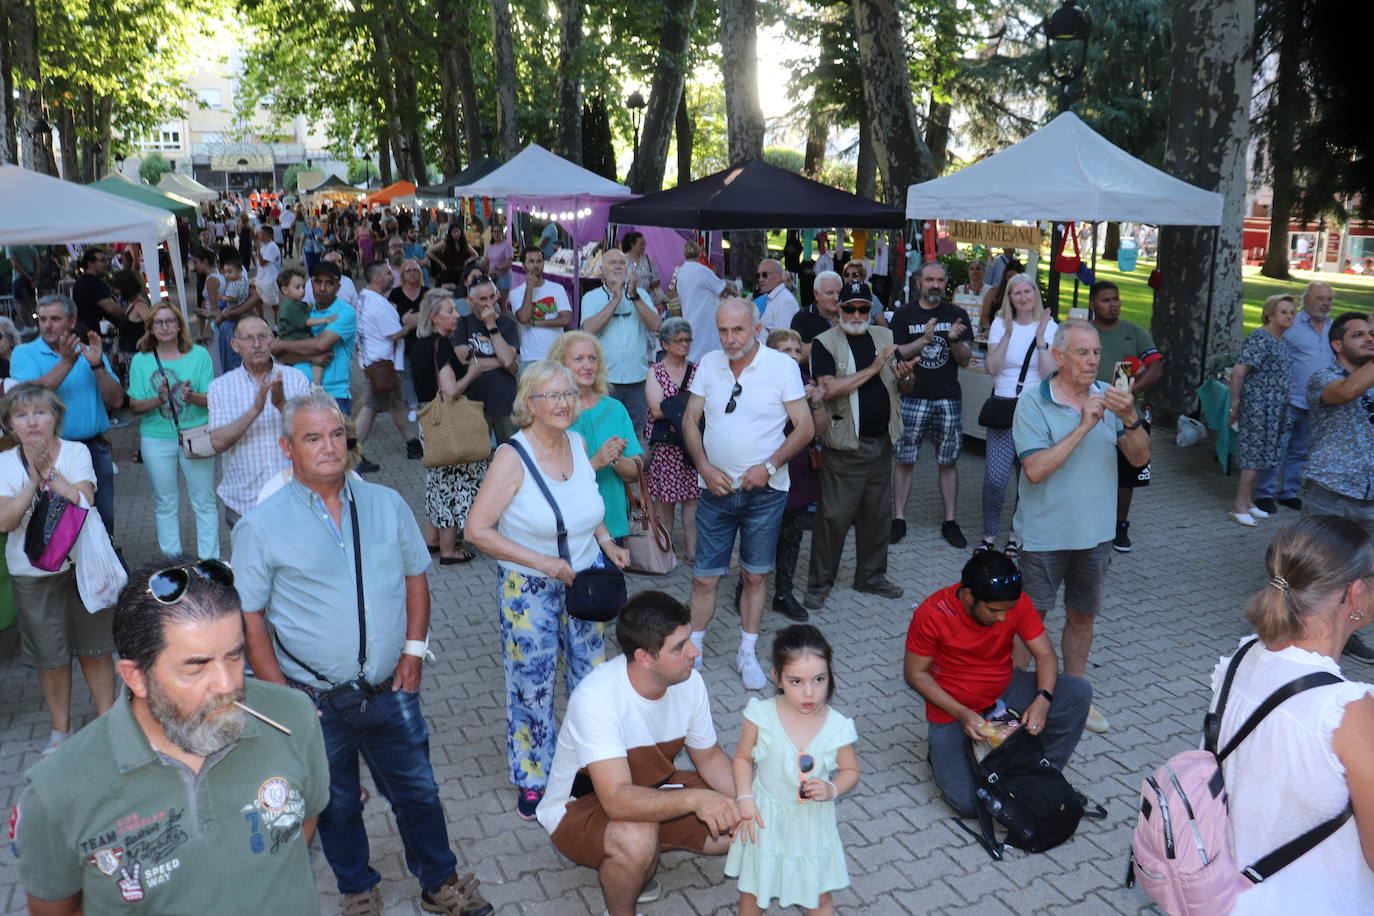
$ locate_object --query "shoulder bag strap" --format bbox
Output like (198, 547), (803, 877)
(431, 339), (446, 403)
(348, 491), (367, 682)
(152, 351), (184, 434)
(1203, 638), (1260, 754)
(1012, 335), (1038, 397)
(506, 438), (571, 564)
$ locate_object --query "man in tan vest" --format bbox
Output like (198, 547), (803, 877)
(804, 280), (913, 610)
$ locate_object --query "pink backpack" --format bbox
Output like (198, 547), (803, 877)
(1127, 639), (1352, 915)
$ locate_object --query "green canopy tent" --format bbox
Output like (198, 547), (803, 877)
(89, 173), (199, 234)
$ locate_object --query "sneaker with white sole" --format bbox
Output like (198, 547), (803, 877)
(737, 651), (768, 690)
(341, 887), (382, 916)
(1085, 705), (1109, 733)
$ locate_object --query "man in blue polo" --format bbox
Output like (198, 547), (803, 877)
(1012, 319), (1149, 735)
(581, 247), (662, 434)
(10, 293), (124, 534)
(271, 261), (358, 415)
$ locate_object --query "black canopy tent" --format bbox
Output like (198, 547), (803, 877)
(607, 159), (905, 230)
(416, 158), (504, 198)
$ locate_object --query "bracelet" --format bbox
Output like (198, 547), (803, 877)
(597, 535), (615, 547)
(402, 639), (433, 660)
(824, 779), (837, 800)
(1037, 688), (1054, 704)
(736, 794), (755, 801)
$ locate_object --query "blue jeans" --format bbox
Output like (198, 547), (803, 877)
(141, 436), (220, 559)
(335, 396), (352, 417)
(1255, 405), (1310, 501)
(315, 687), (458, 895)
(694, 485), (789, 577)
(81, 436), (115, 538)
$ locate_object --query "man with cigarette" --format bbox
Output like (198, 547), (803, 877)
(14, 558), (329, 913)
(234, 390), (491, 916)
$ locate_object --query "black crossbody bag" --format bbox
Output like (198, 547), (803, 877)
(978, 337), (1038, 430)
(507, 438), (626, 623)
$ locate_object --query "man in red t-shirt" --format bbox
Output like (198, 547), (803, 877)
(904, 550), (1091, 816)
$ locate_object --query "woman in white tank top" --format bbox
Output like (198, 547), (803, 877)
(466, 360), (631, 820)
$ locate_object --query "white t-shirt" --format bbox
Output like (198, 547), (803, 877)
(511, 280), (571, 362)
(496, 430), (602, 577)
(536, 654), (718, 835)
(357, 288), (405, 369)
(280, 209), (296, 230)
(676, 260), (727, 364)
(0, 440), (95, 577)
(689, 344), (805, 491)
(986, 316), (1057, 398)
(257, 240), (281, 289)
(1213, 639), (1374, 914)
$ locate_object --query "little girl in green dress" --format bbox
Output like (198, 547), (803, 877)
(726, 625), (860, 914)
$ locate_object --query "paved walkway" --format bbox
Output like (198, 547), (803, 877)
(2, 415), (1368, 915)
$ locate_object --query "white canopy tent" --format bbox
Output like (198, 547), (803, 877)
(450, 143), (630, 200)
(906, 112), (1223, 225)
(158, 171), (218, 204)
(0, 165), (188, 317)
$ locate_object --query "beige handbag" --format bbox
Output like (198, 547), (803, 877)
(417, 344), (491, 467)
(623, 454), (677, 575)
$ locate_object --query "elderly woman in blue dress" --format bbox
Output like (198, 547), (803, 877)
(1228, 294), (1297, 526)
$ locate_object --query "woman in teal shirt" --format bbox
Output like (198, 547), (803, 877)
(547, 331), (642, 539)
(127, 304), (219, 559)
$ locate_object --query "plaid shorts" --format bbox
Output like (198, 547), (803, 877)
(895, 396), (963, 465)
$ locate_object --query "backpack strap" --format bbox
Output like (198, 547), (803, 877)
(1216, 670), (1343, 761)
(1243, 802), (1353, 884)
(1203, 637), (1260, 754)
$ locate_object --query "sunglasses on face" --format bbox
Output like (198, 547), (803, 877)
(148, 560), (235, 604)
(756, 271), (772, 279)
(840, 304), (871, 315)
(725, 382), (743, 414)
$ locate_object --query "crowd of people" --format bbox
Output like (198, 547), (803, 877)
(4, 201), (1374, 916)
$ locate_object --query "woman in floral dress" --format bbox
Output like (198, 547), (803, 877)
(644, 317), (700, 562)
(1228, 294), (1297, 526)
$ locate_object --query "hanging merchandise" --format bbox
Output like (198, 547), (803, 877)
(923, 221), (938, 261)
(1053, 221), (1081, 273)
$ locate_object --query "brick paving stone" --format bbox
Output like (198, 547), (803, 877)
(4, 405), (1373, 915)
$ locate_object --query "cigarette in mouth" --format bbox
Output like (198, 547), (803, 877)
(233, 701), (292, 735)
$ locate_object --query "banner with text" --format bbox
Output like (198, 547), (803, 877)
(944, 220), (1042, 250)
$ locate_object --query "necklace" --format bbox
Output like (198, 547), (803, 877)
(530, 434), (571, 481)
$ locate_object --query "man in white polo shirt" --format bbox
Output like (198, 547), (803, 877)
(537, 591), (740, 916)
(681, 299), (814, 688)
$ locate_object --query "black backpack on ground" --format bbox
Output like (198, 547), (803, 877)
(956, 721), (1106, 859)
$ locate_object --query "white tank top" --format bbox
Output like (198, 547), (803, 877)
(497, 429), (604, 578)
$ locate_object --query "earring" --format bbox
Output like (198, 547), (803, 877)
(1351, 611), (1366, 622)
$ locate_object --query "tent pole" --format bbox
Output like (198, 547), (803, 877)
(1198, 226), (1220, 388)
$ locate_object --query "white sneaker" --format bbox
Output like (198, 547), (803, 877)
(1085, 705), (1110, 733)
(1228, 511), (1258, 527)
(1246, 505), (1271, 519)
(737, 651), (767, 690)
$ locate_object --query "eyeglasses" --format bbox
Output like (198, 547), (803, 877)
(756, 271), (772, 279)
(152, 318), (180, 328)
(531, 389), (577, 403)
(725, 382), (743, 414)
(148, 560), (234, 604)
(236, 333), (273, 344)
(840, 304), (871, 315)
(668, 336), (692, 345)
(798, 753), (815, 800)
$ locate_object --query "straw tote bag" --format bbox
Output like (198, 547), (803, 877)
(417, 343), (491, 467)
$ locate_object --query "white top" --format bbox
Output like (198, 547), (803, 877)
(496, 429), (603, 577)
(676, 260), (727, 364)
(0, 440), (94, 577)
(1212, 639), (1374, 914)
(759, 284), (800, 336)
(689, 344), (805, 491)
(305, 276), (359, 309)
(256, 240), (281, 289)
(511, 280), (571, 362)
(208, 363), (312, 516)
(986, 316), (1057, 398)
(536, 654), (718, 835)
(279, 209), (296, 230)
(356, 288), (405, 369)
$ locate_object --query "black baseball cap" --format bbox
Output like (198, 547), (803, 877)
(311, 261), (342, 279)
(841, 280), (873, 303)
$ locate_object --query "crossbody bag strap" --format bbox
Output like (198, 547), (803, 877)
(151, 351), (184, 433)
(1012, 336), (1038, 397)
(348, 490), (367, 682)
(506, 438), (571, 564)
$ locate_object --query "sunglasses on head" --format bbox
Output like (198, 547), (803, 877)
(725, 381), (743, 414)
(840, 303), (871, 314)
(148, 560), (234, 604)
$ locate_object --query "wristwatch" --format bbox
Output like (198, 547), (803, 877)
(1037, 688), (1054, 704)
(1122, 416), (1144, 430)
(764, 461), (778, 477)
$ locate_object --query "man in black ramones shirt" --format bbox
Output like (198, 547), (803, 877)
(889, 261), (972, 548)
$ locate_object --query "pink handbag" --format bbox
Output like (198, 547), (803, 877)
(623, 455), (676, 576)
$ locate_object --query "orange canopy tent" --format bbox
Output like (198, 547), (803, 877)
(363, 180), (416, 204)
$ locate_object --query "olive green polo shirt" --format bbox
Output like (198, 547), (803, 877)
(16, 680), (329, 913)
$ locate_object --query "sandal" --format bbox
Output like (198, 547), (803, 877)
(1004, 539), (1020, 559)
(973, 538), (995, 554)
(439, 547), (477, 565)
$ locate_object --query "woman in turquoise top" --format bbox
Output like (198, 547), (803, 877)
(547, 331), (642, 539)
(127, 304), (219, 559)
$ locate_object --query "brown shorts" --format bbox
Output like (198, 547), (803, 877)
(13, 568), (115, 668)
(550, 769), (713, 868)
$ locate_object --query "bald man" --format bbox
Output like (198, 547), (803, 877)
(680, 299), (814, 690)
(755, 259), (799, 336)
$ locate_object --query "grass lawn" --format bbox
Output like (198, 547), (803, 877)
(1041, 258), (1374, 336)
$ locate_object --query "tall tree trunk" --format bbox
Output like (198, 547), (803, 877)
(0, 2), (17, 165)
(803, 107), (828, 177)
(1151, 0), (1255, 418)
(719, 0), (765, 277)
(628, 0), (696, 193)
(12, 0), (56, 174)
(93, 94), (112, 179)
(555, 0), (584, 165)
(54, 105), (78, 179)
(491, 0), (520, 159)
(453, 33), (483, 165)
(1103, 221), (1121, 260)
(436, 51), (464, 177)
(363, 10), (403, 182)
(675, 90), (693, 184)
(856, 118), (877, 199)
(377, 122), (393, 186)
(851, 0), (934, 204)
(1259, 0), (1306, 280)
(925, 96), (951, 176)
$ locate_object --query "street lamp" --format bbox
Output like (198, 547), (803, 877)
(1043, 0), (1090, 318)
(627, 90), (647, 191)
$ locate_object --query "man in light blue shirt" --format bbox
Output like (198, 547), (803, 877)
(1012, 320), (1149, 735)
(10, 293), (124, 534)
(581, 248), (661, 433)
(1255, 281), (1335, 513)
(271, 261), (358, 415)
(235, 390), (491, 916)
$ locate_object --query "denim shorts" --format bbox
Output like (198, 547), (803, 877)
(693, 485), (788, 577)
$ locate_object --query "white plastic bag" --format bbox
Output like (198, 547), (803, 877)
(1176, 415), (1205, 448)
(73, 508), (127, 613)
